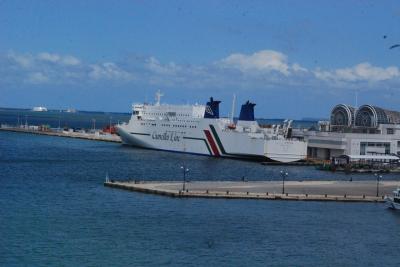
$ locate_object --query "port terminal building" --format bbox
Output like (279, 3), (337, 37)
(294, 104), (400, 160)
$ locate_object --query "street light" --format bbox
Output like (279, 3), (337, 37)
(180, 165), (190, 191)
(374, 173), (383, 197)
(92, 118), (96, 132)
(280, 170), (288, 194)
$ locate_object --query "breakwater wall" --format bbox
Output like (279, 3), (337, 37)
(0, 127), (121, 143)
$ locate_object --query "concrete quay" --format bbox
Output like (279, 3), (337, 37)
(0, 127), (121, 143)
(104, 180), (400, 203)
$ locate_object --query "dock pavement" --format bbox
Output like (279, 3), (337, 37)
(0, 127), (121, 143)
(104, 180), (400, 203)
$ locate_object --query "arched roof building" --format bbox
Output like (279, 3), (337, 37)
(354, 105), (400, 127)
(330, 104), (355, 128)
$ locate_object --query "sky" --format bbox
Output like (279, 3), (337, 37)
(1, 0), (400, 119)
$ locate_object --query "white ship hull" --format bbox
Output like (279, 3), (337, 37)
(117, 119), (307, 162)
(265, 139), (308, 163)
(117, 119), (264, 159)
(385, 197), (400, 210)
(117, 93), (308, 163)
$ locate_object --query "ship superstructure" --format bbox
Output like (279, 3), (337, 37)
(116, 92), (307, 162)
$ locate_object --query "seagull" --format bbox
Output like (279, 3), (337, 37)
(389, 44), (400, 49)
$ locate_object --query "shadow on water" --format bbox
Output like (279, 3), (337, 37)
(386, 208), (400, 221)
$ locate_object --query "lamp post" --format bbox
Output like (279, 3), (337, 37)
(180, 165), (189, 191)
(280, 170), (288, 194)
(374, 173), (382, 197)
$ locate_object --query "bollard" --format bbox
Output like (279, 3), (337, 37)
(206, 190), (209, 194)
(246, 192), (249, 195)
(306, 194), (308, 197)
(325, 194), (327, 198)
(186, 189), (188, 193)
(344, 194), (346, 198)
(226, 190), (229, 195)
(363, 194), (365, 199)
(266, 192), (269, 196)
(285, 193), (288, 196)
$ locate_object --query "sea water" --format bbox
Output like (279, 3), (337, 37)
(1, 131), (400, 266)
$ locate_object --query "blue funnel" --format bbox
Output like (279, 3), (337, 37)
(204, 97), (221, 119)
(239, 101), (256, 121)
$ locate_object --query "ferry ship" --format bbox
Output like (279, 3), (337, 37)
(116, 92), (307, 162)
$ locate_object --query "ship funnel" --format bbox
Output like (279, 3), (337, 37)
(239, 101), (256, 121)
(204, 97), (221, 119)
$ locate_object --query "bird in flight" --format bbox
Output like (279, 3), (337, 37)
(389, 44), (400, 49)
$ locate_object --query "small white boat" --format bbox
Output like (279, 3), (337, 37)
(385, 188), (400, 210)
(32, 106), (48, 112)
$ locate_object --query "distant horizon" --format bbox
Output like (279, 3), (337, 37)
(0, 105), (328, 121)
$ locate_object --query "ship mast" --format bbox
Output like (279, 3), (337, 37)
(155, 90), (164, 106)
(230, 94), (236, 123)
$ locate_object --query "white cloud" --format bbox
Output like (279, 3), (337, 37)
(62, 55), (80, 66)
(145, 57), (181, 75)
(37, 52), (60, 63)
(89, 62), (133, 81)
(7, 51), (33, 68)
(292, 63), (308, 73)
(217, 50), (291, 75)
(4, 51), (133, 84)
(314, 62), (400, 83)
(37, 52), (80, 66)
(27, 72), (49, 84)
(2, 49), (400, 91)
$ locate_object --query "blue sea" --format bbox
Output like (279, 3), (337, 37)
(1, 111), (400, 266)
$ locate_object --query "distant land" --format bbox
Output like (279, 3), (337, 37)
(302, 117), (328, 121)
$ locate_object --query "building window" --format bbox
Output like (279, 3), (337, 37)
(387, 128), (394, 134)
(360, 142), (366, 155)
(385, 144), (390, 154)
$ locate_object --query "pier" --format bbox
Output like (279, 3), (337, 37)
(104, 180), (400, 202)
(0, 126), (121, 143)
